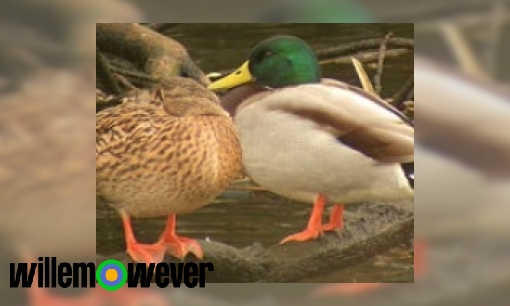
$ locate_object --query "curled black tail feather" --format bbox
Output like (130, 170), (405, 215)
(401, 162), (414, 189)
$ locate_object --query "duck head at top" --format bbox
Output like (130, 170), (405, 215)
(209, 35), (322, 90)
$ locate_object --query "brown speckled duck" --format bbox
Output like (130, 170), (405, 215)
(96, 77), (243, 264)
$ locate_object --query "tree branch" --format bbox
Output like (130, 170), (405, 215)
(97, 202), (413, 283)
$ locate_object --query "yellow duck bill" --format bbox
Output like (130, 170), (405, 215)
(208, 61), (254, 91)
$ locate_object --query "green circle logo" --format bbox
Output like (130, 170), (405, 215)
(96, 259), (127, 291)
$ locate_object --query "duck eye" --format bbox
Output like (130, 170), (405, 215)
(264, 51), (274, 58)
(254, 50), (275, 63)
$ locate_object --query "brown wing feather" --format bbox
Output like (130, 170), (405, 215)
(266, 79), (414, 164)
(322, 78), (414, 127)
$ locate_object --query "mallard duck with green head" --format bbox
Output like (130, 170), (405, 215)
(208, 36), (414, 244)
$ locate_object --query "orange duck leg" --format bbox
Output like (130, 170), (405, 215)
(280, 194), (328, 244)
(120, 210), (203, 264)
(158, 214), (203, 260)
(322, 204), (345, 232)
(119, 209), (166, 265)
(280, 196), (346, 244)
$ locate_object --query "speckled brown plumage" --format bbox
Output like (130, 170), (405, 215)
(96, 77), (242, 218)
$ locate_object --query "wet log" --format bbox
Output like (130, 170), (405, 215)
(97, 200), (413, 283)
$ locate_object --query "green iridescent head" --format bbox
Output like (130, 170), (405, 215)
(209, 36), (321, 90)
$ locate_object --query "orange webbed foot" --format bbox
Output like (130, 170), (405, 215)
(126, 240), (166, 265)
(165, 235), (204, 260)
(119, 209), (166, 266)
(280, 228), (323, 244)
(280, 194), (327, 244)
(159, 214), (204, 260)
